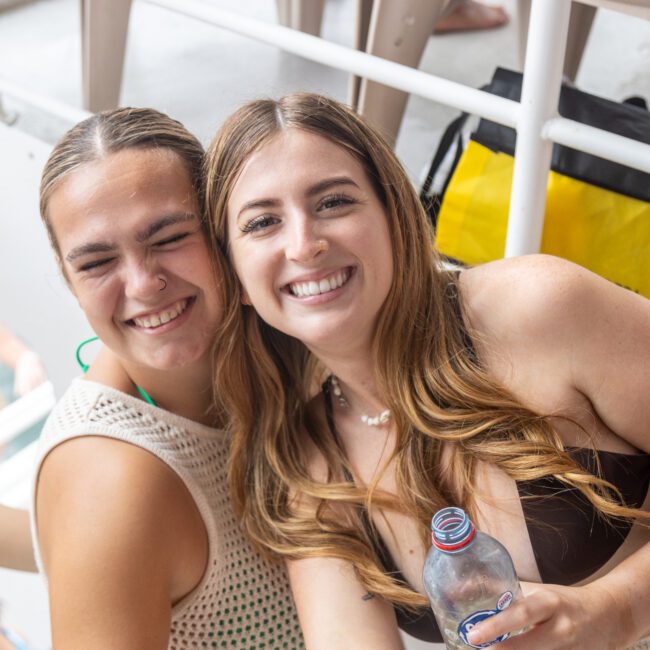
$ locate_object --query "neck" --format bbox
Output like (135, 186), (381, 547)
(316, 347), (386, 418)
(125, 356), (216, 427)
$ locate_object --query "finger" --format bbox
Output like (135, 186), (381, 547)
(466, 592), (557, 646)
(483, 622), (554, 650)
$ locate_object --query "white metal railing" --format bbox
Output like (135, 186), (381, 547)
(136, 0), (650, 256)
(0, 77), (91, 125)
(150, 0), (524, 128)
(0, 381), (55, 507)
(0, 0), (648, 255)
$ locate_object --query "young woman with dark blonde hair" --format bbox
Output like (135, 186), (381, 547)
(205, 92), (650, 650)
(27, 107), (304, 649)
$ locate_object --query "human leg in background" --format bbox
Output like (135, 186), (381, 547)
(433, 0), (509, 34)
(352, 0), (450, 147)
(517, 0), (597, 82)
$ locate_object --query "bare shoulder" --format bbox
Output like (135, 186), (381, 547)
(462, 254), (594, 332)
(459, 254), (648, 356)
(458, 255), (650, 450)
(37, 436), (191, 524)
(36, 436), (207, 625)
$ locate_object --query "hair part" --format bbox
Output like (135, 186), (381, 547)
(205, 93), (647, 609)
(39, 106), (206, 260)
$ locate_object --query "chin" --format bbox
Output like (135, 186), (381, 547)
(146, 344), (208, 371)
(301, 328), (351, 351)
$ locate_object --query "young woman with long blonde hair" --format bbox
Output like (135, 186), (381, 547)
(206, 92), (650, 650)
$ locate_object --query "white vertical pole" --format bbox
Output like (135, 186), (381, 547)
(505, 0), (571, 257)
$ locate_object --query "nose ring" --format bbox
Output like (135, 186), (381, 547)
(158, 275), (167, 291)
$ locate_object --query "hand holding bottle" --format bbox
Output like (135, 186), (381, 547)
(465, 580), (627, 650)
(423, 507), (525, 649)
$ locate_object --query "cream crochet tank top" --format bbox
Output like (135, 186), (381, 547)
(30, 378), (305, 649)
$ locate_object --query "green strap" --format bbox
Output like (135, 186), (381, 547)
(135, 384), (156, 406)
(75, 336), (156, 406)
(75, 335), (99, 373)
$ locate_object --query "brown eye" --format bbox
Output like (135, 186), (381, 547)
(241, 215), (279, 234)
(318, 194), (356, 211)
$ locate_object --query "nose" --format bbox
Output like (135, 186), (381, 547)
(285, 216), (328, 263)
(123, 258), (164, 300)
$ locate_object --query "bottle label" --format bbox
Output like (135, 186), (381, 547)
(457, 590), (513, 648)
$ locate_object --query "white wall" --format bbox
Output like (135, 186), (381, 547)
(0, 123), (93, 398)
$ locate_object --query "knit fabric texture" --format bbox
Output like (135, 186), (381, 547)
(30, 378), (305, 649)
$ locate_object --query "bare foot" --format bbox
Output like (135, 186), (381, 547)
(433, 1), (509, 35)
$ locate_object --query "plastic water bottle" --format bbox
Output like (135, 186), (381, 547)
(422, 507), (523, 649)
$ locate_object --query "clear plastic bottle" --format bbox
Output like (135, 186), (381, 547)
(422, 507), (523, 649)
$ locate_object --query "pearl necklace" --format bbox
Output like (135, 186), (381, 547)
(329, 375), (391, 427)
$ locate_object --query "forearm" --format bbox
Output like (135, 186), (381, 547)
(288, 557), (405, 650)
(594, 541), (650, 645)
(0, 504), (37, 572)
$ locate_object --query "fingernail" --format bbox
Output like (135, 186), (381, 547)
(467, 628), (482, 644)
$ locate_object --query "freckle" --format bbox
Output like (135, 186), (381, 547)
(409, 549), (414, 555)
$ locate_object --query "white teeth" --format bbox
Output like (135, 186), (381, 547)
(133, 299), (188, 329)
(289, 269), (350, 298)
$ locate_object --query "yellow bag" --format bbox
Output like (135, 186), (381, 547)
(424, 68), (650, 297)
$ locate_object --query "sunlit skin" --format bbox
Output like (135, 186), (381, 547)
(48, 148), (221, 380)
(227, 129), (394, 367)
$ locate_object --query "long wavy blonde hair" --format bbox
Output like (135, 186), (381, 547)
(205, 93), (646, 608)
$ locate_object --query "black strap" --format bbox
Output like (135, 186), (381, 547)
(419, 112), (469, 200)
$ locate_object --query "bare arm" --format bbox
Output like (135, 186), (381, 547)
(36, 436), (207, 649)
(287, 555), (405, 650)
(465, 543), (650, 649)
(0, 504), (36, 571)
(463, 255), (650, 649)
(464, 254), (650, 451)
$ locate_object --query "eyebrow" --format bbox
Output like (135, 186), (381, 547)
(65, 241), (116, 263)
(237, 176), (360, 220)
(306, 176), (360, 197)
(64, 212), (197, 262)
(135, 212), (197, 242)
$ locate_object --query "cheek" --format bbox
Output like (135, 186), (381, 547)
(75, 279), (118, 320)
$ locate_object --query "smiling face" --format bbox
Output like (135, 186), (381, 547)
(226, 129), (394, 359)
(48, 147), (221, 371)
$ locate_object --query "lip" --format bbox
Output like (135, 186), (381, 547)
(283, 266), (353, 285)
(282, 266), (355, 303)
(124, 296), (196, 333)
